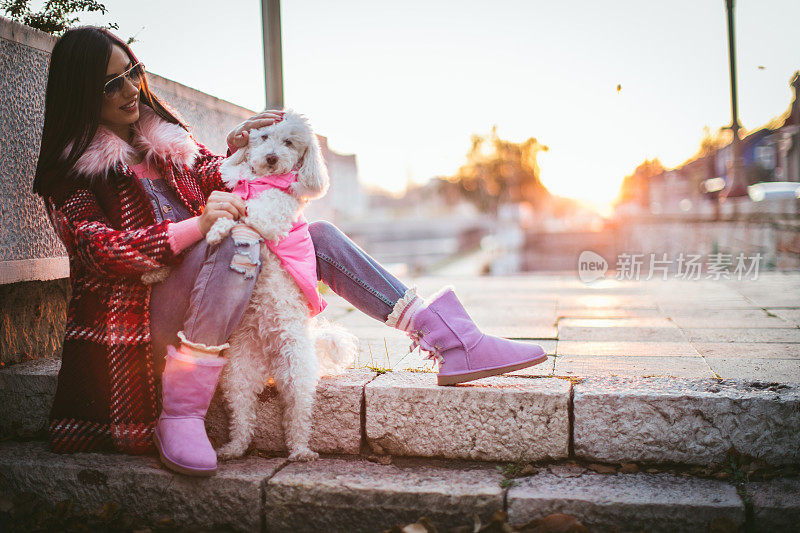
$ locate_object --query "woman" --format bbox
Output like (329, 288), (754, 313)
(33, 26), (547, 476)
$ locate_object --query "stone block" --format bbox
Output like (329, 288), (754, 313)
(356, 335), (412, 369)
(658, 301), (761, 312)
(668, 310), (791, 329)
(556, 306), (663, 318)
(692, 342), (800, 359)
(554, 355), (715, 378)
(0, 441), (282, 532)
(0, 358), (59, 437)
(506, 470), (744, 533)
(558, 324), (686, 342)
(365, 372), (570, 461)
(483, 324), (558, 339)
(682, 328), (800, 343)
(766, 308), (800, 327)
(705, 358), (800, 383)
(557, 340), (699, 357)
(555, 294), (659, 310)
(559, 317), (676, 328)
(573, 377), (800, 465)
(264, 457), (504, 532)
(207, 369), (375, 455)
(745, 478), (800, 532)
(507, 355), (557, 377)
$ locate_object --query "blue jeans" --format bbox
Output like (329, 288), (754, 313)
(149, 221), (409, 359)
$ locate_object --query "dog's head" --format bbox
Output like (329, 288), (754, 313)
(223, 111), (329, 200)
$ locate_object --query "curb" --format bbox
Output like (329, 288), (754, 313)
(2, 361), (799, 466)
(5, 441), (796, 532)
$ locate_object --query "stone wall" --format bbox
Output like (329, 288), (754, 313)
(524, 213), (800, 274)
(146, 72), (254, 155)
(0, 18), (64, 283)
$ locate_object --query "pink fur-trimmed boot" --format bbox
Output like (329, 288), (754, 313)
(154, 338), (227, 476)
(402, 288), (548, 386)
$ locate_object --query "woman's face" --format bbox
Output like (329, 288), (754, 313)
(100, 44), (140, 136)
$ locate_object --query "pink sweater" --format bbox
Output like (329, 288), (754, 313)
(130, 160), (203, 254)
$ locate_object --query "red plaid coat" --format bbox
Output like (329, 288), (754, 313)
(46, 104), (229, 453)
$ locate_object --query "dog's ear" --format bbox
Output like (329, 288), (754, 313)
(227, 143), (250, 167)
(294, 131), (329, 200)
(220, 144), (250, 188)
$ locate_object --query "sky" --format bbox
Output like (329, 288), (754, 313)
(67, 0), (800, 211)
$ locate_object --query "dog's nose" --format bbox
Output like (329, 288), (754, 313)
(266, 155), (278, 166)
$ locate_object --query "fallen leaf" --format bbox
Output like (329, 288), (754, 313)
(587, 463), (617, 474)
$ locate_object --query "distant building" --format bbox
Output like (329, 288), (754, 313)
(756, 72), (800, 182)
(615, 70), (800, 217)
(303, 135), (367, 223)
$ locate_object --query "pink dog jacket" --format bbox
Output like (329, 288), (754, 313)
(231, 171), (326, 316)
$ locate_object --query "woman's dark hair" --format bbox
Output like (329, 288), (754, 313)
(33, 26), (186, 200)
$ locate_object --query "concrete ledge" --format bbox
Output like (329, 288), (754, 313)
(0, 16), (57, 52)
(263, 457), (504, 532)
(0, 360), (374, 454)
(0, 257), (69, 284)
(506, 468), (745, 533)
(3, 361), (799, 468)
(574, 377), (800, 465)
(0, 441), (283, 532)
(3, 441), (798, 532)
(365, 372), (570, 461)
(207, 369), (376, 454)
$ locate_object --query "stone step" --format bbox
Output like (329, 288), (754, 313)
(573, 376), (800, 465)
(2, 360), (799, 466)
(3, 441), (798, 532)
(0, 360), (376, 455)
(0, 441), (278, 532)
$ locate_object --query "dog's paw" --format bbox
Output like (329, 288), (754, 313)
(206, 227), (225, 245)
(216, 443), (247, 461)
(206, 218), (236, 245)
(288, 448), (319, 462)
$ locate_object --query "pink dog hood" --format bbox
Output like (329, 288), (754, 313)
(232, 172), (327, 316)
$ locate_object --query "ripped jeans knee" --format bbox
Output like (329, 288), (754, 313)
(228, 224), (262, 279)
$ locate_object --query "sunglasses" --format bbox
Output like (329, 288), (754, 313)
(103, 62), (145, 98)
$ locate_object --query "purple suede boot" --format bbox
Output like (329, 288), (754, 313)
(154, 345), (225, 476)
(410, 288), (548, 385)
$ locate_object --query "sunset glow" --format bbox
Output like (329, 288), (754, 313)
(75, 0), (800, 206)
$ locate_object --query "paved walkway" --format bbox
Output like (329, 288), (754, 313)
(318, 271), (800, 383)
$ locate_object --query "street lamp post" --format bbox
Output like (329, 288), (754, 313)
(720, 0), (748, 206)
(261, 0), (284, 110)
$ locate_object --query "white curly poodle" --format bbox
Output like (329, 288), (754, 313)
(207, 111), (358, 461)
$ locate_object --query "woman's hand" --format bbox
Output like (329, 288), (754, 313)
(198, 191), (247, 235)
(226, 110), (285, 153)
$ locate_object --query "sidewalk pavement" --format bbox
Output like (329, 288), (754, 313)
(2, 272), (798, 532)
(320, 271), (800, 383)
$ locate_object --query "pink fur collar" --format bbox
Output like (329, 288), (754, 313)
(68, 104), (199, 177)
